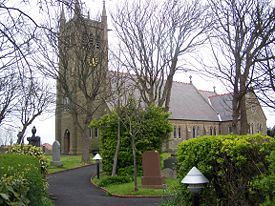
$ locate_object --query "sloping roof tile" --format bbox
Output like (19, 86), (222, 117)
(169, 82), (219, 121)
(208, 94), (233, 121)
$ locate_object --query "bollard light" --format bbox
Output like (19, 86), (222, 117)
(93, 153), (102, 179)
(181, 167), (209, 206)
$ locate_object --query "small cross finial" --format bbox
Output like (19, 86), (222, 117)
(189, 75), (192, 84)
(213, 86), (216, 93)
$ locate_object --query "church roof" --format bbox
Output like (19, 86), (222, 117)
(108, 73), (234, 122)
(208, 94), (233, 121)
(169, 82), (220, 121)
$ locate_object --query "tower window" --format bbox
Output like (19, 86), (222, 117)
(95, 35), (100, 49)
(88, 34), (94, 48)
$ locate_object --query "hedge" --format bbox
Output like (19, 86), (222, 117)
(7, 144), (48, 176)
(0, 153), (49, 206)
(171, 134), (274, 206)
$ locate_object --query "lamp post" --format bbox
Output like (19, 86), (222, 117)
(181, 167), (209, 206)
(93, 153), (102, 179)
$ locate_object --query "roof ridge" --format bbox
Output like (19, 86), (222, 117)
(173, 80), (191, 85)
(198, 89), (216, 93)
(209, 92), (232, 98)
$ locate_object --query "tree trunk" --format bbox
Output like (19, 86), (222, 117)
(16, 126), (27, 144)
(130, 132), (138, 191)
(81, 126), (90, 163)
(232, 93), (239, 134)
(112, 117), (121, 176)
(239, 76), (249, 134)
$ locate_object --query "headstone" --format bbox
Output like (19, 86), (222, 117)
(27, 126), (41, 147)
(142, 151), (165, 188)
(51, 140), (63, 166)
(161, 168), (176, 179)
(163, 156), (177, 170)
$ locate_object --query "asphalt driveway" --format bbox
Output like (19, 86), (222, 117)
(48, 164), (162, 206)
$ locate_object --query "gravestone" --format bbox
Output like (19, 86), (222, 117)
(51, 140), (63, 166)
(142, 151), (165, 188)
(27, 126), (41, 147)
(163, 156), (177, 170)
(161, 168), (176, 179)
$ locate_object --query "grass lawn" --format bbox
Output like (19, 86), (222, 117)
(46, 155), (94, 174)
(92, 176), (179, 196)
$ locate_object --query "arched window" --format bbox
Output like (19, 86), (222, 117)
(210, 127), (213, 135)
(228, 126), (232, 134)
(214, 127), (217, 135)
(259, 124), (262, 132)
(192, 126), (197, 138)
(178, 126), (181, 138)
(95, 128), (99, 138)
(203, 127), (207, 135)
(174, 126), (177, 138)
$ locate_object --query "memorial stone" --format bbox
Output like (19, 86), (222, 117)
(163, 156), (177, 170)
(51, 140), (63, 166)
(142, 151), (165, 188)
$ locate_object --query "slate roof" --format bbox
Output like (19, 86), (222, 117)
(108, 75), (234, 122)
(169, 82), (220, 121)
(198, 90), (216, 101)
(208, 94), (233, 121)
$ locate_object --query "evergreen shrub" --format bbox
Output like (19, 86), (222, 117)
(170, 134), (274, 206)
(0, 154), (48, 206)
(98, 176), (132, 187)
(250, 150), (275, 206)
(91, 104), (172, 176)
(7, 144), (48, 176)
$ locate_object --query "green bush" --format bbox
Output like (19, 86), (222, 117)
(98, 176), (132, 187)
(0, 154), (48, 206)
(170, 134), (274, 206)
(7, 144), (48, 176)
(0, 174), (30, 205)
(91, 104), (172, 176)
(250, 150), (275, 206)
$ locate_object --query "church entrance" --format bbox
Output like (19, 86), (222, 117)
(64, 129), (70, 154)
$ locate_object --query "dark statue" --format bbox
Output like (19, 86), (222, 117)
(27, 126), (41, 147)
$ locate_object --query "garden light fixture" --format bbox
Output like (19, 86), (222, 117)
(93, 153), (102, 179)
(181, 166), (209, 206)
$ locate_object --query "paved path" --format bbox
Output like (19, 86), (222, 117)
(48, 165), (161, 206)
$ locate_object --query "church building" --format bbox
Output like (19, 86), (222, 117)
(55, 1), (267, 154)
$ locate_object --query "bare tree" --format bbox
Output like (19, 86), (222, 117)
(207, 0), (275, 134)
(119, 98), (144, 191)
(15, 75), (54, 144)
(253, 45), (275, 109)
(0, 0), (39, 125)
(0, 126), (16, 146)
(109, 69), (137, 176)
(0, 71), (19, 126)
(111, 0), (212, 111)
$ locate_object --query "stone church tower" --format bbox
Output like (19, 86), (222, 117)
(55, 0), (108, 154)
